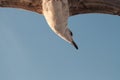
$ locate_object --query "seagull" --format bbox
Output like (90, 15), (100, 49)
(42, 0), (78, 49)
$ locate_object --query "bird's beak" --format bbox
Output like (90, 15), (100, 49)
(71, 41), (78, 50)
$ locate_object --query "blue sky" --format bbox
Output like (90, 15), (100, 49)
(0, 8), (120, 80)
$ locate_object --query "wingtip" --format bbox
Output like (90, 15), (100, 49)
(71, 41), (78, 50)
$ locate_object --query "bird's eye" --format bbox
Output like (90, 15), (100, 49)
(70, 30), (73, 36)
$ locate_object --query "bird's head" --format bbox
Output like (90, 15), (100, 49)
(58, 27), (78, 49)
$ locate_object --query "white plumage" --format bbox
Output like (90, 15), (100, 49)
(42, 0), (78, 49)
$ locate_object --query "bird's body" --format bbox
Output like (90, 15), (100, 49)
(42, 0), (78, 49)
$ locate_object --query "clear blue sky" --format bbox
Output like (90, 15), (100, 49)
(0, 8), (120, 80)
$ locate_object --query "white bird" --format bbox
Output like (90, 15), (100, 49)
(42, 0), (78, 49)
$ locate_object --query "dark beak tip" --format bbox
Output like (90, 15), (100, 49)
(71, 41), (78, 50)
